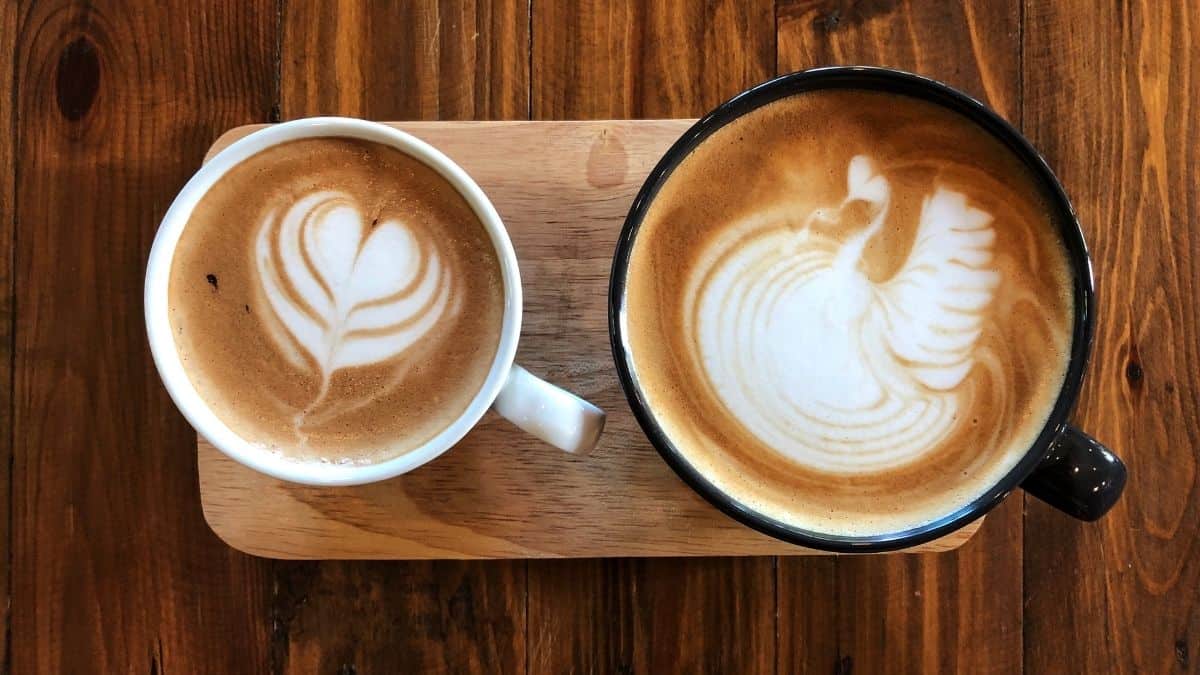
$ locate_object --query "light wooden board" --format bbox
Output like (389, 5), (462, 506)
(197, 120), (981, 559)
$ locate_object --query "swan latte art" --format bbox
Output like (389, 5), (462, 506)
(169, 138), (504, 463)
(624, 90), (1074, 537)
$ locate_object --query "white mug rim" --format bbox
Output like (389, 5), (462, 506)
(144, 117), (523, 485)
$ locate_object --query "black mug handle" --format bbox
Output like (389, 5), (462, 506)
(1021, 426), (1127, 521)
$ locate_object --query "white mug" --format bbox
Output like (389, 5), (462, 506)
(145, 117), (606, 485)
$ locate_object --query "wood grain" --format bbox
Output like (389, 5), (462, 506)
(1022, 1), (1200, 673)
(10, 1), (278, 672)
(777, 0), (1020, 117)
(0, 0), (15, 668)
(199, 119), (982, 560)
(268, 2), (531, 672)
(775, 1), (1026, 673)
(529, 557), (777, 674)
(532, 0), (776, 120)
(271, 561), (526, 674)
(527, 2), (781, 673)
(282, 0), (528, 120)
(8, 1), (1196, 672)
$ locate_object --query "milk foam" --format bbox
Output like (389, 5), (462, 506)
(623, 89), (1075, 538)
(168, 137), (504, 462)
(255, 190), (460, 425)
(686, 156), (1001, 473)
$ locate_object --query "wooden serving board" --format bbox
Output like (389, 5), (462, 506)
(197, 120), (982, 559)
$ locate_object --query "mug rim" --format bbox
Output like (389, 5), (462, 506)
(145, 116), (523, 486)
(608, 66), (1095, 552)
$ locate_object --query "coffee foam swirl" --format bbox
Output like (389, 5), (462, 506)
(168, 137), (503, 462)
(622, 89), (1075, 537)
(254, 189), (464, 439)
(686, 156), (1001, 474)
(256, 191), (459, 393)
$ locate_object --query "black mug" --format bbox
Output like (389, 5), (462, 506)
(608, 66), (1127, 553)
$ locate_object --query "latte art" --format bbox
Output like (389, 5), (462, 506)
(255, 191), (459, 425)
(169, 137), (504, 462)
(623, 89), (1075, 537)
(688, 157), (1000, 473)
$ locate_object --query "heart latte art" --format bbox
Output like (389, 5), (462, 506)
(688, 156), (1000, 474)
(169, 138), (504, 463)
(255, 191), (459, 423)
(623, 90), (1074, 537)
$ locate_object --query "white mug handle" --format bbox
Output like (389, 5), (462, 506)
(492, 364), (606, 455)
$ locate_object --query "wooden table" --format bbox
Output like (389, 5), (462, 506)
(2, 1), (1195, 673)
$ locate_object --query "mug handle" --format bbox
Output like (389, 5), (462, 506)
(1021, 425), (1127, 521)
(492, 364), (606, 455)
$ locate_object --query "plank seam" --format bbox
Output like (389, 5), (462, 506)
(526, 0), (533, 123)
(1018, 1), (1029, 672)
(271, 0), (285, 122)
(524, 4), (533, 673)
(772, 556), (779, 675)
(269, 1), (286, 673)
(4, 2), (20, 671)
(772, 4), (780, 672)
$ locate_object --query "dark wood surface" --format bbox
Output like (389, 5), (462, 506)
(1022, 2), (1200, 674)
(0, 0), (13, 669)
(5, 1), (1196, 673)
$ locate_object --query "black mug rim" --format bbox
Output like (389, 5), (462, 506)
(608, 66), (1095, 553)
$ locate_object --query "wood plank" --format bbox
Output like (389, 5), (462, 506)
(529, 557), (777, 674)
(1022, 2), (1200, 673)
(528, 2), (778, 672)
(775, 1), (1026, 673)
(10, 1), (278, 672)
(270, 2), (530, 672)
(776, 0), (1020, 119)
(282, 0), (528, 120)
(271, 561), (526, 673)
(531, 0), (776, 120)
(0, 0), (15, 667)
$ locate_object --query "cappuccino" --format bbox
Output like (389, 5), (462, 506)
(623, 89), (1074, 537)
(168, 137), (504, 463)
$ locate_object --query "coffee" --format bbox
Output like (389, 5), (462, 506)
(168, 137), (504, 463)
(623, 89), (1074, 537)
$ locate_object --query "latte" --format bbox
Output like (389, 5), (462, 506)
(168, 137), (504, 463)
(623, 89), (1074, 537)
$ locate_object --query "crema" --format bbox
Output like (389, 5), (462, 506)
(624, 89), (1074, 537)
(169, 137), (504, 463)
